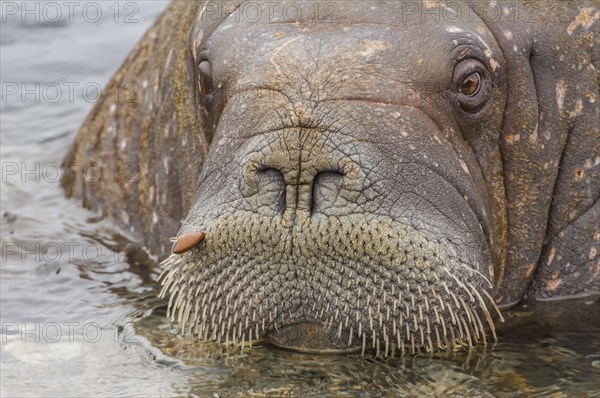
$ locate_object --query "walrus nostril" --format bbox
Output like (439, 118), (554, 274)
(172, 231), (205, 254)
(310, 170), (346, 214)
(256, 167), (287, 213)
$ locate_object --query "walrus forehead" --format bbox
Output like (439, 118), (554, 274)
(191, 0), (503, 65)
(193, 0), (492, 29)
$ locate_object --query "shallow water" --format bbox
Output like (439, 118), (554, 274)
(1, 2), (599, 397)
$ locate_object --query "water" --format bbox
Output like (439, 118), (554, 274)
(1, 2), (599, 396)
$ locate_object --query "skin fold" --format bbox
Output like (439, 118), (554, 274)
(63, 1), (599, 356)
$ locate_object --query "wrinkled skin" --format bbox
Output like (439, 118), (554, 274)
(63, 1), (599, 356)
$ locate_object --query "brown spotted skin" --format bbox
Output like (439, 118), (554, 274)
(62, 1), (208, 256)
(63, 1), (599, 353)
(480, 3), (600, 305)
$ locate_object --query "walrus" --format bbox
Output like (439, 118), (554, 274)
(62, 0), (599, 356)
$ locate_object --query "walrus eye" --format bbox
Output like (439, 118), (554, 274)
(460, 72), (481, 96)
(453, 59), (490, 113)
(198, 60), (213, 94)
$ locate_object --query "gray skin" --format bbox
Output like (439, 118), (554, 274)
(63, 0), (599, 356)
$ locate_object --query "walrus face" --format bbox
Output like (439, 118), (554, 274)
(160, 2), (507, 356)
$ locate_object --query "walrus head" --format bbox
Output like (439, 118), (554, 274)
(63, 0), (598, 357)
(158, 1), (507, 356)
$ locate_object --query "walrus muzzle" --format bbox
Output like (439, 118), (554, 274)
(158, 92), (502, 356)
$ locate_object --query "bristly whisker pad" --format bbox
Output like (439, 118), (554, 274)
(157, 212), (501, 357)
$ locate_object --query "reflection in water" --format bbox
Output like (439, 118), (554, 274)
(1, 2), (598, 397)
(134, 298), (599, 397)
